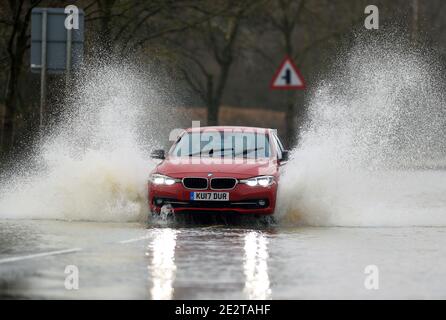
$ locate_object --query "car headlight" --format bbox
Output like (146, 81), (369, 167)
(150, 174), (180, 185)
(240, 176), (274, 187)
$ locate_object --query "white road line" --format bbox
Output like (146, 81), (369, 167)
(118, 235), (151, 244)
(0, 248), (82, 264)
(200, 225), (225, 229)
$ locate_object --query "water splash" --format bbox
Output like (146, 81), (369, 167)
(0, 63), (179, 222)
(277, 35), (446, 226)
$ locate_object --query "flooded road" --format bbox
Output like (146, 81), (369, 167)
(1, 220), (446, 299)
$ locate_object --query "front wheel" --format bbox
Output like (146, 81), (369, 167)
(149, 204), (175, 224)
(256, 214), (276, 226)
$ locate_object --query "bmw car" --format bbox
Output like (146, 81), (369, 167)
(148, 126), (288, 217)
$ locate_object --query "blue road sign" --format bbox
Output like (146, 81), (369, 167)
(31, 8), (84, 74)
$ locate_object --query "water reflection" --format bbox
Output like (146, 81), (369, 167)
(148, 228), (178, 300)
(243, 231), (272, 299)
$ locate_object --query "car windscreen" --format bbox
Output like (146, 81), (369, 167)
(171, 131), (271, 159)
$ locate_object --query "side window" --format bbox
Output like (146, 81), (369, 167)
(271, 133), (283, 160)
(275, 134), (285, 152)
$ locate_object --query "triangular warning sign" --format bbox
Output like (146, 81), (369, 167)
(270, 56), (306, 90)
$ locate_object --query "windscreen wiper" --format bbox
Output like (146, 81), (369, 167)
(187, 148), (234, 157)
(233, 147), (265, 157)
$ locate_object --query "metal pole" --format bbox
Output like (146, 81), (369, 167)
(65, 27), (72, 87)
(40, 9), (47, 131)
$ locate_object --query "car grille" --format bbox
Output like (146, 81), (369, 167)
(210, 178), (237, 190)
(182, 177), (208, 189)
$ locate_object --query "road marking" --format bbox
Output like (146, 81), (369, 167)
(118, 235), (151, 244)
(201, 225), (225, 229)
(0, 248), (82, 264)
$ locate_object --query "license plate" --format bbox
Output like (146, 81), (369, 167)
(190, 192), (229, 201)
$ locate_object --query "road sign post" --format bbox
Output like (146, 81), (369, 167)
(39, 9), (47, 131)
(66, 27), (72, 86)
(270, 56), (306, 147)
(31, 7), (84, 131)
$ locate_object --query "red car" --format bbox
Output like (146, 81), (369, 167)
(148, 126), (288, 217)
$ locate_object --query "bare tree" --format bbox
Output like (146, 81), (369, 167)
(251, 0), (365, 147)
(95, 0), (117, 54)
(1, 0), (41, 154)
(171, 0), (262, 125)
(84, 0), (210, 57)
(268, 0), (305, 147)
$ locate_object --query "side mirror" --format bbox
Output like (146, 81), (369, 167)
(281, 150), (289, 163)
(150, 149), (165, 160)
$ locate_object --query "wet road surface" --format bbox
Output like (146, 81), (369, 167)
(1, 220), (446, 299)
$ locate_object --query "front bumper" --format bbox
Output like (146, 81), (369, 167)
(149, 182), (277, 215)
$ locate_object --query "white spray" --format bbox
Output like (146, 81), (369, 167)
(277, 36), (446, 226)
(0, 63), (177, 222)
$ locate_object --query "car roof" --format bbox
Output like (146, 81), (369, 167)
(185, 126), (273, 134)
